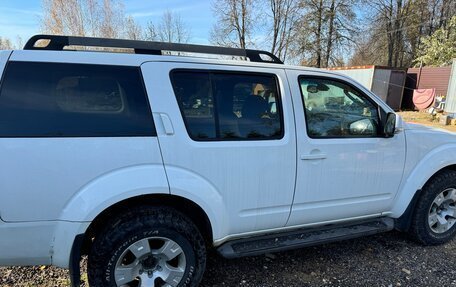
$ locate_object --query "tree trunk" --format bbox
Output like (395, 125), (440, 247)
(393, 0), (402, 67)
(316, 0), (323, 67)
(387, 0), (394, 67)
(325, 0), (336, 67)
(240, 0), (247, 48)
(270, 0), (279, 54)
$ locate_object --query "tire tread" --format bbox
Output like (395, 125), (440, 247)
(409, 169), (456, 245)
(87, 206), (206, 287)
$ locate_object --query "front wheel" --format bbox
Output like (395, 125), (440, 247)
(87, 207), (206, 287)
(410, 170), (456, 245)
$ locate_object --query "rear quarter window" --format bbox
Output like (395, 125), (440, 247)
(0, 62), (155, 137)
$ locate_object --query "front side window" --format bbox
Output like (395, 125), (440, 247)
(171, 70), (283, 141)
(299, 77), (380, 138)
(0, 62), (155, 137)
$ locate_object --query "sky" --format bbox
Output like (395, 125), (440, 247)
(0, 0), (214, 46)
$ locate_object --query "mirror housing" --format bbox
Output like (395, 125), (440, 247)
(383, 112), (396, 138)
(349, 118), (376, 136)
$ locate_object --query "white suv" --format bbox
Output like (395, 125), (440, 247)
(0, 35), (455, 287)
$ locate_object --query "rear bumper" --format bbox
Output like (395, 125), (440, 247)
(52, 221), (90, 268)
(0, 221), (54, 266)
(0, 220), (89, 268)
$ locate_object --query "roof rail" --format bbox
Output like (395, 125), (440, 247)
(24, 35), (284, 64)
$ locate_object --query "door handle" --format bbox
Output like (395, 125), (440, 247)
(153, 113), (175, 135)
(160, 113), (174, 135)
(300, 153), (327, 160)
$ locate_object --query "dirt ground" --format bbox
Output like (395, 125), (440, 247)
(398, 111), (456, 132)
(1, 111), (456, 287)
(1, 232), (455, 287)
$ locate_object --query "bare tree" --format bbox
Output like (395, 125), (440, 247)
(350, 0), (456, 67)
(268, 0), (299, 61)
(289, 0), (327, 67)
(15, 36), (24, 49)
(99, 0), (126, 38)
(42, 0), (96, 36)
(125, 16), (143, 40)
(41, 0), (141, 40)
(290, 0), (357, 67)
(323, 0), (357, 67)
(144, 21), (158, 41)
(210, 0), (257, 48)
(156, 10), (191, 43)
(0, 37), (13, 50)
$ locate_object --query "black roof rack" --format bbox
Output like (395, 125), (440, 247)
(24, 34), (283, 64)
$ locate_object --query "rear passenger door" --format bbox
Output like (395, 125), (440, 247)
(142, 62), (296, 237)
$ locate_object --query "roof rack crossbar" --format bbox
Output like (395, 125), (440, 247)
(24, 35), (283, 64)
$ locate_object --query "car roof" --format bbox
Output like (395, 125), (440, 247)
(10, 49), (337, 75)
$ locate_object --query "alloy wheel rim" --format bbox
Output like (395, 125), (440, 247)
(114, 237), (186, 287)
(428, 188), (456, 234)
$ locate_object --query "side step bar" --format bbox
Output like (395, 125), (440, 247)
(217, 218), (394, 258)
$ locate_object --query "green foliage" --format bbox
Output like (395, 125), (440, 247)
(415, 16), (456, 67)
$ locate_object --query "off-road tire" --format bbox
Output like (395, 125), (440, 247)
(87, 206), (206, 287)
(410, 169), (456, 245)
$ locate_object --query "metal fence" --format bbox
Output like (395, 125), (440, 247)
(444, 59), (456, 114)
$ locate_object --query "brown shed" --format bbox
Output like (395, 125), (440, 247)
(403, 66), (452, 110)
(407, 66), (452, 95)
(327, 66), (406, 111)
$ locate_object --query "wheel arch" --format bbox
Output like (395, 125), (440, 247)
(81, 194), (214, 256)
(391, 143), (456, 219)
(394, 164), (456, 231)
(64, 193), (214, 287)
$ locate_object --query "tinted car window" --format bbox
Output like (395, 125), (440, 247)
(299, 77), (379, 138)
(0, 62), (155, 137)
(170, 72), (215, 139)
(171, 70), (283, 141)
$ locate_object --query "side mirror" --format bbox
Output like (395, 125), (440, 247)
(384, 112), (396, 138)
(349, 118), (376, 136)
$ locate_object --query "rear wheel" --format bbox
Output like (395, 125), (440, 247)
(410, 170), (456, 245)
(87, 207), (206, 287)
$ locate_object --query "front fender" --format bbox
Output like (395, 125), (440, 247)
(391, 144), (456, 217)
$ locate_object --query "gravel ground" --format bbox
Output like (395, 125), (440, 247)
(1, 231), (455, 287)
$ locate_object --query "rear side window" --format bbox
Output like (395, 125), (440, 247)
(0, 62), (155, 137)
(170, 70), (283, 141)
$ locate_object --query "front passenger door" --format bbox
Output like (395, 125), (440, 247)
(287, 72), (406, 226)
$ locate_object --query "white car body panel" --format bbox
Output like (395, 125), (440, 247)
(52, 221), (91, 268)
(0, 221), (55, 266)
(285, 69), (407, 225)
(0, 50), (12, 78)
(0, 137), (166, 222)
(390, 124), (456, 216)
(57, 164), (169, 221)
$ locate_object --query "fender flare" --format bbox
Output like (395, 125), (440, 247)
(164, 165), (228, 240)
(54, 164), (226, 283)
(57, 164), (170, 222)
(52, 164), (169, 274)
(391, 144), (456, 218)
